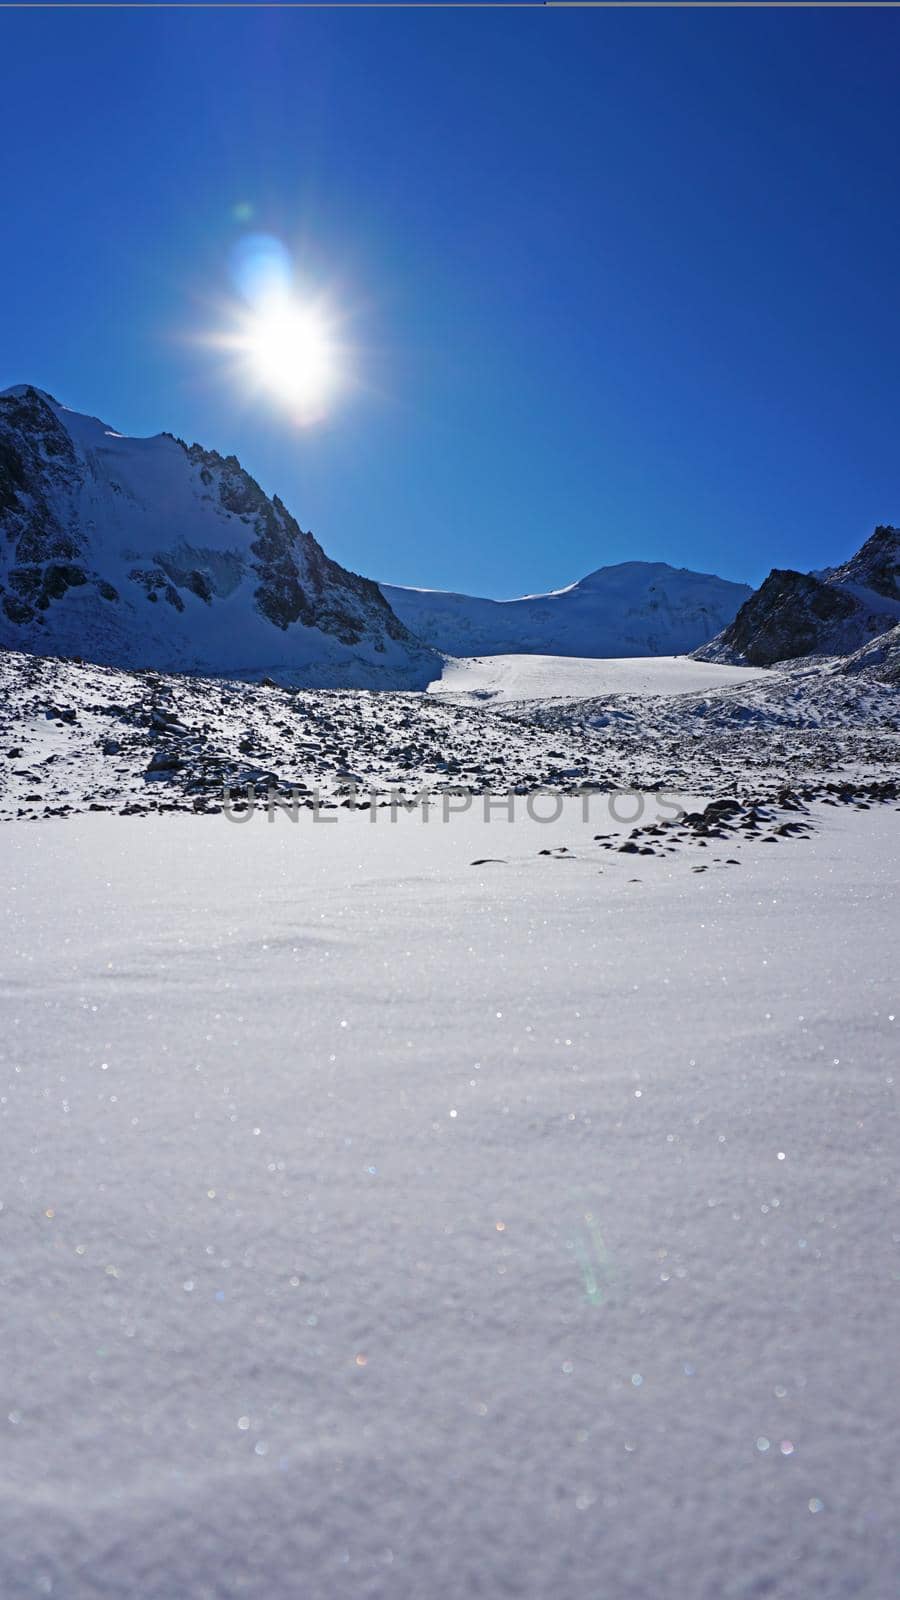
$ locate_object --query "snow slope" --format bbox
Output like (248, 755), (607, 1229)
(381, 562), (752, 659)
(429, 651), (768, 702)
(0, 386), (436, 688)
(1, 804), (898, 1600)
(841, 621), (900, 686)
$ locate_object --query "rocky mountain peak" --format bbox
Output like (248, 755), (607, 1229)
(693, 527), (900, 667)
(0, 386), (436, 688)
(829, 524), (900, 601)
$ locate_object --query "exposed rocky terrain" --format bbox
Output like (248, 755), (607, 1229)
(829, 522), (900, 598)
(589, 777), (900, 869)
(0, 646), (595, 821)
(694, 525), (900, 666)
(2, 645), (897, 839)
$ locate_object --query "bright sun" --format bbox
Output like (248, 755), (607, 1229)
(244, 302), (337, 414)
(199, 235), (350, 425)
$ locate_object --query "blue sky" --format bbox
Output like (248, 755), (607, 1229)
(2, 6), (899, 595)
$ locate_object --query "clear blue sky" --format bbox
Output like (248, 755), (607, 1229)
(2, 5), (899, 595)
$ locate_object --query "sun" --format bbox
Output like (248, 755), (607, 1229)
(195, 234), (352, 424)
(243, 301), (337, 414)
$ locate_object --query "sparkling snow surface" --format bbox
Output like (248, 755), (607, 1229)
(1, 807), (898, 1600)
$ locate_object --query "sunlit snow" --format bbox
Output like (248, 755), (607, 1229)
(1, 803), (897, 1599)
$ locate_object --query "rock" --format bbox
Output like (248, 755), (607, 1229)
(145, 750), (182, 775)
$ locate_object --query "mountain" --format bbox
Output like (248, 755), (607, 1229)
(694, 527), (900, 667)
(380, 562), (752, 659)
(0, 385), (437, 688)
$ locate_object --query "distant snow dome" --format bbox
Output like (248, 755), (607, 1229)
(381, 562), (753, 659)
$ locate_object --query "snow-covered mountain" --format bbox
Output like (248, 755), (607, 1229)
(380, 562), (752, 659)
(694, 526), (900, 667)
(0, 385), (437, 688)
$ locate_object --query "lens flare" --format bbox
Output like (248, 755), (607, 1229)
(229, 233), (292, 309)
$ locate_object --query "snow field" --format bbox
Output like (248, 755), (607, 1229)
(0, 803), (897, 1599)
(429, 652), (768, 702)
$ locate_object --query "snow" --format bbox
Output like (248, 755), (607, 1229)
(381, 562), (752, 659)
(1, 803), (898, 1600)
(429, 651), (768, 702)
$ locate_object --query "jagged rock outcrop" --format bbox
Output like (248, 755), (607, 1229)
(0, 386), (437, 688)
(829, 525), (900, 601)
(694, 527), (900, 667)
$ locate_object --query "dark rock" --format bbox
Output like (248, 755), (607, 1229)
(146, 750), (182, 774)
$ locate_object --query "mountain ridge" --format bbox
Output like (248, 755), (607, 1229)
(0, 385), (437, 688)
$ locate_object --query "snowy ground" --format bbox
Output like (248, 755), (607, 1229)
(1, 802), (898, 1600)
(2, 647), (899, 821)
(429, 651), (766, 701)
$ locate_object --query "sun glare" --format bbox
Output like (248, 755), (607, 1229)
(244, 302), (337, 414)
